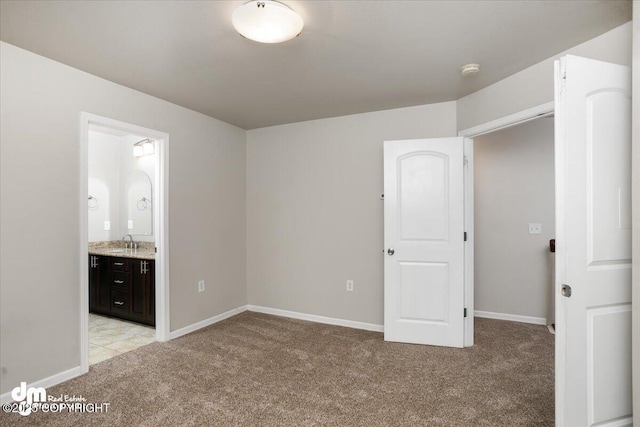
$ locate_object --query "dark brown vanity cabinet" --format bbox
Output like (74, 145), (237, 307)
(89, 255), (155, 326)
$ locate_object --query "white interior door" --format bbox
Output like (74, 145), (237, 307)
(384, 137), (465, 348)
(555, 55), (632, 426)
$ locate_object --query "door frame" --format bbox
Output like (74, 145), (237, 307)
(458, 101), (555, 346)
(79, 112), (170, 373)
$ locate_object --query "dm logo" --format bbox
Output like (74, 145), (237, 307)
(11, 382), (47, 416)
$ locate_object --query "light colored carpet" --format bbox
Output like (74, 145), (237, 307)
(3, 312), (553, 426)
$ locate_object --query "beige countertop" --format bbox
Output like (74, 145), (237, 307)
(89, 241), (155, 260)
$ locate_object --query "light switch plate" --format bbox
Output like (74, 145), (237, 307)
(528, 223), (542, 234)
(127, 220), (133, 229)
(103, 220), (110, 231)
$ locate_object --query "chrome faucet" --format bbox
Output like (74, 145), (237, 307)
(122, 234), (134, 249)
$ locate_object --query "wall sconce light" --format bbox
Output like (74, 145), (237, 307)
(133, 139), (155, 157)
(143, 140), (155, 155)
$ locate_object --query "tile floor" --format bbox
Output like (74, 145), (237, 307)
(89, 313), (155, 365)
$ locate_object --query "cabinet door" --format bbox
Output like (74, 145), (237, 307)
(88, 255), (99, 312)
(132, 259), (155, 326)
(89, 255), (111, 314)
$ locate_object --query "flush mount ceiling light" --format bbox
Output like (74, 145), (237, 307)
(460, 63), (480, 77)
(232, 0), (304, 44)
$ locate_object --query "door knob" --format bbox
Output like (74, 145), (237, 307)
(387, 248), (395, 256)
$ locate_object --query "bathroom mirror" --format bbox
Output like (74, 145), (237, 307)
(125, 170), (153, 235)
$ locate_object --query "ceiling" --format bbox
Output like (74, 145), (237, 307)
(0, 1), (631, 129)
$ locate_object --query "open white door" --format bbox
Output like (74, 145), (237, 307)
(384, 137), (466, 348)
(555, 55), (632, 426)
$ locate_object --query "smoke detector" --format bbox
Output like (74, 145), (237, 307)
(460, 63), (480, 77)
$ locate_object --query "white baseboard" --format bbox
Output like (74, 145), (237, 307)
(0, 365), (85, 405)
(474, 310), (547, 325)
(168, 305), (248, 340)
(247, 305), (384, 332)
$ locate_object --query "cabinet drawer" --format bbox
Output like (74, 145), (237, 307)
(110, 258), (130, 271)
(111, 292), (129, 313)
(112, 271), (130, 289)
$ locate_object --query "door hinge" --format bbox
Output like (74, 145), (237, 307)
(464, 232), (467, 242)
(464, 308), (468, 318)
(463, 155), (468, 166)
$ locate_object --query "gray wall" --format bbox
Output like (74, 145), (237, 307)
(632, 1), (639, 424)
(474, 118), (555, 320)
(247, 103), (457, 325)
(0, 42), (247, 394)
(457, 22), (632, 132)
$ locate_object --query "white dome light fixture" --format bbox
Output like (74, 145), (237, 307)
(232, 0), (304, 44)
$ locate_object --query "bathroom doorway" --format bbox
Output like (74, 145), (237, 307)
(80, 113), (169, 371)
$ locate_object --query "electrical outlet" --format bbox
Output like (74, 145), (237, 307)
(528, 223), (542, 234)
(346, 280), (354, 292)
(198, 280), (205, 292)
